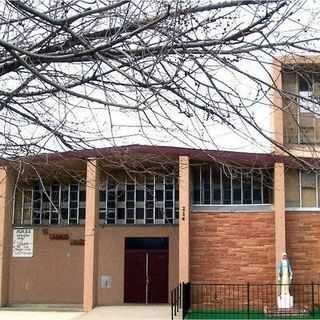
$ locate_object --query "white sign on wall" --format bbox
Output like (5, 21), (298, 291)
(12, 228), (34, 257)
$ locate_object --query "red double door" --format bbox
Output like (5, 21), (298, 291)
(124, 249), (168, 304)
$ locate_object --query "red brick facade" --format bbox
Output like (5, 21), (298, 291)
(286, 213), (320, 283)
(190, 212), (276, 284)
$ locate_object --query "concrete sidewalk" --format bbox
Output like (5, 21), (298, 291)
(0, 305), (172, 320)
(78, 305), (171, 320)
(0, 310), (83, 320)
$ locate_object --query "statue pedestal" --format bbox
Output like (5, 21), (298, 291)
(277, 294), (293, 308)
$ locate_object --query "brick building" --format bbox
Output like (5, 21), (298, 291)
(0, 56), (319, 310)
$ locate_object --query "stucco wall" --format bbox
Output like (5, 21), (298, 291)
(286, 212), (320, 283)
(8, 227), (84, 305)
(96, 225), (179, 305)
(8, 225), (178, 306)
(190, 212), (276, 283)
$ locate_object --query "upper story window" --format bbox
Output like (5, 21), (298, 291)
(192, 164), (273, 206)
(13, 183), (86, 226)
(99, 175), (179, 225)
(285, 168), (320, 209)
(298, 74), (320, 144)
(13, 174), (179, 226)
(283, 71), (320, 145)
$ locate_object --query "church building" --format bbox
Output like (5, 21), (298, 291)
(0, 56), (319, 311)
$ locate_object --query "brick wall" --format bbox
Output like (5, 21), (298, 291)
(190, 212), (275, 284)
(286, 213), (320, 283)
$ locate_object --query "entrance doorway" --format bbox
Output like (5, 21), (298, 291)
(124, 237), (169, 304)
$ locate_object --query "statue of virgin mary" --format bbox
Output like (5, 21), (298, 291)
(277, 252), (293, 308)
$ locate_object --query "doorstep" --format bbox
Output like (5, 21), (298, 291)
(3, 304), (83, 312)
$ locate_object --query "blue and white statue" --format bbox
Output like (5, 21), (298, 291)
(277, 252), (294, 308)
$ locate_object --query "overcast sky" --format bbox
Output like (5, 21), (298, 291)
(1, 0), (320, 156)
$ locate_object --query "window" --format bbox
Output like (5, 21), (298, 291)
(13, 174), (179, 226)
(13, 183), (85, 226)
(298, 74), (320, 144)
(146, 176), (154, 224)
(155, 177), (164, 223)
(165, 177), (174, 224)
(192, 165), (273, 205)
(13, 188), (32, 225)
(285, 169), (320, 208)
(136, 177), (145, 224)
(99, 174), (179, 225)
(242, 171), (252, 204)
(232, 170), (242, 204)
(301, 172), (316, 207)
(299, 74), (320, 114)
(51, 185), (60, 224)
(212, 166), (221, 204)
(222, 170), (232, 205)
(283, 72), (320, 145)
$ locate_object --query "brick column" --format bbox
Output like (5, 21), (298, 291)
(83, 159), (99, 311)
(179, 156), (190, 283)
(274, 162), (286, 281)
(0, 166), (15, 306)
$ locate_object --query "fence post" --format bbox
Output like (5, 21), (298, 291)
(177, 284), (180, 312)
(247, 283), (250, 320)
(179, 283), (181, 309)
(171, 289), (174, 320)
(312, 282), (315, 316)
(187, 282), (191, 317)
(182, 282), (186, 319)
(174, 287), (177, 316)
(182, 282), (191, 319)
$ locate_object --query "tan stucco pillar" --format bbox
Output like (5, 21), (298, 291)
(272, 60), (284, 151)
(179, 156), (190, 283)
(0, 166), (15, 306)
(83, 159), (100, 311)
(274, 162), (286, 280)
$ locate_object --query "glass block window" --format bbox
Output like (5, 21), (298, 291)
(99, 175), (179, 225)
(13, 183), (86, 225)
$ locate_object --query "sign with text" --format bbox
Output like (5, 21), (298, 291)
(12, 228), (33, 257)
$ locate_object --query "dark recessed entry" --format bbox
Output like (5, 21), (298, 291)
(125, 237), (168, 250)
(124, 237), (169, 304)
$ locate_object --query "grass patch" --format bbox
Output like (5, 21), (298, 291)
(185, 310), (320, 319)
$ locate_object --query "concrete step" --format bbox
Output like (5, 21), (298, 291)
(264, 305), (310, 317)
(3, 304), (83, 312)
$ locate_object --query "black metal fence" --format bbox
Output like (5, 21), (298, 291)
(171, 283), (320, 319)
(171, 282), (191, 320)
